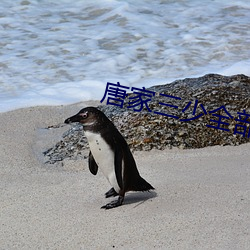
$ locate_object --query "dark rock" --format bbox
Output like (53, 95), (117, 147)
(43, 74), (250, 164)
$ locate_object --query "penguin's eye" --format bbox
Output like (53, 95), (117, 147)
(79, 112), (88, 119)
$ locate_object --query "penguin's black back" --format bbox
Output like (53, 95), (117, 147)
(97, 112), (154, 192)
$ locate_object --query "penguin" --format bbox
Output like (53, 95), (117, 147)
(65, 107), (154, 209)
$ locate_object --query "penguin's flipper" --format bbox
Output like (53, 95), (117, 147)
(88, 151), (98, 175)
(114, 146), (124, 190)
(105, 187), (118, 198)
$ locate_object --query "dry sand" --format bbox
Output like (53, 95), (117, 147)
(0, 102), (249, 249)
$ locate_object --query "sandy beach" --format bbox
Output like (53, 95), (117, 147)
(0, 102), (249, 249)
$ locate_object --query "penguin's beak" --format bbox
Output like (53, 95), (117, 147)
(64, 114), (81, 124)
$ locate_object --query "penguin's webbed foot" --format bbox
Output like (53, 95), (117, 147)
(105, 187), (118, 198)
(101, 196), (124, 209)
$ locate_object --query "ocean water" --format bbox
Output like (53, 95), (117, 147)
(0, 0), (250, 112)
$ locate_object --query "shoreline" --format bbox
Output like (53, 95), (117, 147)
(0, 102), (249, 249)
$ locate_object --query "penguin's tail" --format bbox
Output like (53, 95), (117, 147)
(132, 176), (154, 192)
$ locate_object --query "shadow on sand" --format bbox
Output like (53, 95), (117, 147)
(122, 190), (157, 208)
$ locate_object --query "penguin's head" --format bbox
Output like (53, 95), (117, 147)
(65, 107), (108, 129)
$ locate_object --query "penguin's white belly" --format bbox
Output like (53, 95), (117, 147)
(85, 131), (120, 193)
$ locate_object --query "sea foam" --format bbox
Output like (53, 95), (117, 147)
(0, 0), (249, 112)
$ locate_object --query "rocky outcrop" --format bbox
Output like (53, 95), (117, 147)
(44, 74), (250, 163)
